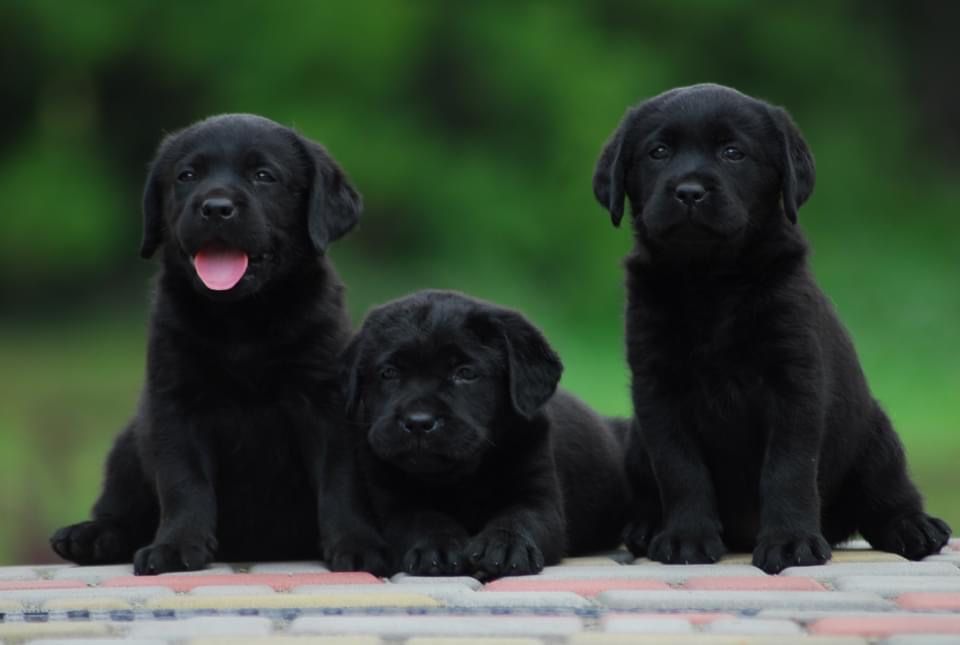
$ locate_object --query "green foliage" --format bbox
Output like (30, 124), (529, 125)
(0, 1), (956, 564)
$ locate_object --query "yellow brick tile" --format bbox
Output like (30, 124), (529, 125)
(0, 622), (114, 639)
(147, 592), (441, 611)
(407, 639), (544, 645)
(717, 553), (755, 565)
(830, 549), (906, 563)
(560, 556), (622, 566)
(43, 596), (133, 611)
(0, 599), (23, 612)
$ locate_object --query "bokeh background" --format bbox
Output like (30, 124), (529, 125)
(0, 1), (957, 565)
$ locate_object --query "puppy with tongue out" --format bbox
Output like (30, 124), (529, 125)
(50, 114), (385, 574)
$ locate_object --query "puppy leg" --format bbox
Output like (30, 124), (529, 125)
(622, 422), (662, 556)
(854, 408), (951, 559)
(133, 418), (217, 575)
(384, 510), (470, 576)
(643, 413), (725, 565)
(51, 425), (157, 564)
(754, 395), (831, 573)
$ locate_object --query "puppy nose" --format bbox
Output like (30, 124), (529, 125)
(201, 197), (237, 220)
(675, 182), (707, 205)
(401, 412), (439, 435)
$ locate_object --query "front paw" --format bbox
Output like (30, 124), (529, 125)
(648, 524), (725, 564)
(402, 534), (468, 576)
(753, 530), (830, 573)
(133, 534), (217, 575)
(51, 520), (135, 565)
(466, 528), (545, 579)
(867, 513), (951, 560)
(324, 537), (393, 577)
(624, 518), (659, 558)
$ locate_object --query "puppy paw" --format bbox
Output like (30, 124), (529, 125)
(648, 525), (725, 564)
(50, 520), (135, 565)
(466, 528), (545, 579)
(867, 513), (951, 560)
(324, 537), (393, 576)
(753, 530), (831, 573)
(133, 535), (217, 575)
(403, 534), (468, 576)
(623, 519), (659, 557)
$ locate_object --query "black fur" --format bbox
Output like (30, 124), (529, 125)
(593, 84), (950, 573)
(331, 290), (629, 579)
(50, 114), (363, 574)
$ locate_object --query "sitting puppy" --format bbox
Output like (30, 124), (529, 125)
(51, 114), (364, 574)
(592, 84), (950, 573)
(335, 290), (629, 578)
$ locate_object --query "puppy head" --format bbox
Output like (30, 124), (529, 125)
(141, 113), (361, 299)
(593, 84), (814, 260)
(342, 290), (563, 480)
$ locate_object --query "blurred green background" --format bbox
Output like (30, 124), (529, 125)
(0, 1), (956, 565)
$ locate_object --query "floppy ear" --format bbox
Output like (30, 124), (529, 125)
(298, 136), (362, 254)
(140, 137), (174, 258)
(485, 309), (563, 419)
(592, 109), (634, 228)
(769, 106), (815, 224)
(340, 334), (365, 418)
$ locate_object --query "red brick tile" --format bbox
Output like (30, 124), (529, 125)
(897, 592), (960, 611)
(101, 572), (380, 592)
(683, 576), (825, 591)
(0, 579), (87, 590)
(482, 578), (670, 596)
(811, 615), (960, 636)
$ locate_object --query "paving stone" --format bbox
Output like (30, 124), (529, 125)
(604, 612), (736, 625)
(482, 577), (670, 596)
(29, 640), (165, 645)
(602, 616), (694, 633)
(433, 590), (591, 608)
(561, 550), (634, 566)
(161, 563), (237, 575)
(924, 553), (960, 565)
(188, 584), (277, 595)
(0, 598), (23, 611)
(0, 585), (173, 608)
(148, 591), (441, 610)
(290, 615), (583, 637)
(683, 576), (825, 591)
(0, 622), (114, 639)
(102, 571), (380, 591)
(189, 638), (382, 645)
(882, 637), (960, 645)
(716, 553), (754, 564)
(295, 583), (473, 596)
(390, 575), (482, 590)
(51, 564), (135, 582)
(42, 596), (134, 611)
(570, 635), (868, 644)
(704, 618), (804, 635)
(0, 566), (41, 580)
(830, 550), (908, 563)
(598, 590), (891, 611)
(783, 562), (960, 580)
(834, 576), (960, 597)
(246, 561), (330, 573)
(406, 639), (543, 645)
(897, 592), (960, 610)
(0, 579), (86, 590)
(128, 616), (273, 638)
(537, 564), (764, 581)
(810, 615), (960, 636)
(757, 609), (922, 622)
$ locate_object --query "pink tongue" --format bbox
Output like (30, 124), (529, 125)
(193, 249), (249, 291)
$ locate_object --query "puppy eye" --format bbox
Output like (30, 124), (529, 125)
(721, 146), (745, 161)
(254, 169), (276, 183)
(453, 366), (478, 382)
(649, 144), (670, 160)
(177, 169), (197, 182)
(379, 366), (399, 380)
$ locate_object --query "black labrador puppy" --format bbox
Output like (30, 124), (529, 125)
(592, 84), (950, 573)
(334, 290), (629, 578)
(50, 114), (363, 574)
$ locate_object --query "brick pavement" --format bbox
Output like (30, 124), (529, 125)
(0, 539), (956, 643)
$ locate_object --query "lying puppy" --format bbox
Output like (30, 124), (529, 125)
(592, 84), (950, 572)
(51, 114), (363, 574)
(335, 290), (629, 578)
